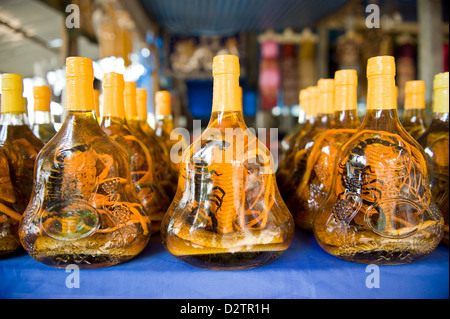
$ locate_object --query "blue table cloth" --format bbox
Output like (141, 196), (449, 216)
(0, 230), (448, 299)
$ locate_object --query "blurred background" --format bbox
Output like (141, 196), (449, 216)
(0, 0), (448, 146)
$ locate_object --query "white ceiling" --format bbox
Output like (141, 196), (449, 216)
(0, 0), (98, 78)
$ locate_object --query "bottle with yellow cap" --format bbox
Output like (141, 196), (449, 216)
(292, 69), (361, 231)
(135, 88), (177, 199)
(279, 80), (335, 212)
(0, 74), (44, 213)
(418, 72), (449, 246)
(280, 88), (314, 154)
(19, 57), (150, 268)
(154, 90), (188, 178)
(0, 145), (22, 256)
(100, 72), (170, 235)
(161, 55), (294, 270)
(402, 80), (428, 140)
(313, 56), (443, 264)
(31, 85), (57, 143)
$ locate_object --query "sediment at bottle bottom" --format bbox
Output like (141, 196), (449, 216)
(164, 233), (290, 270)
(317, 238), (442, 265)
(25, 234), (149, 269)
(0, 235), (21, 257)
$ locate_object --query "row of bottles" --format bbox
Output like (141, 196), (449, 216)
(277, 56), (447, 265)
(1, 54), (447, 270)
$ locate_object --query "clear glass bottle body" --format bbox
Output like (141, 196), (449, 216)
(32, 110), (57, 143)
(101, 116), (170, 235)
(418, 112), (449, 245)
(402, 108), (427, 140)
(293, 109), (360, 230)
(313, 108), (444, 264)
(19, 111), (150, 268)
(161, 110), (294, 270)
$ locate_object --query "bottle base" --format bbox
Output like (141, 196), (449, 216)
(174, 251), (284, 271)
(35, 253), (135, 269)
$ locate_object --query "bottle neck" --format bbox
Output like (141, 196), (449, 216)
(103, 87), (125, 118)
(65, 77), (94, 111)
(430, 111), (449, 124)
(403, 108), (426, 124)
(0, 112), (30, 126)
(366, 74), (397, 111)
(404, 93), (425, 110)
(101, 115), (127, 128)
(334, 109), (360, 128)
(433, 86), (449, 114)
(209, 73), (243, 126)
(33, 110), (52, 125)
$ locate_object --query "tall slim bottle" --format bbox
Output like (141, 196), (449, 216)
(32, 85), (57, 143)
(19, 57), (150, 268)
(0, 74), (44, 212)
(100, 72), (170, 235)
(418, 72), (449, 245)
(402, 80), (427, 140)
(293, 69), (361, 231)
(161, 55), (294, 270)
(313, 56), (443, 264)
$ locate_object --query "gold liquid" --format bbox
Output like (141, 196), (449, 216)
(19, 111), (150, 268)
(313, 109), (444, 264)
(161, 111), (294, 270)
(402, 108), (427, 140)
(418, 112), (449, 245)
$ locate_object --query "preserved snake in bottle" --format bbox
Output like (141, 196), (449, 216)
(402, 80), (427, 140)
(19, 57), (150, 269)
(100, 72), (170, 235)
(0, 74), (44, 215)
(136, 88), (177, 199)
(0, 146), (22, 256)
(313, 56), (444, 265)
(31, 85), (57, 143)
(124, 83), (176, 200)
(418, 72), (449, 245)
(293, 69), (361, 231)
(161, 55), (294, 270)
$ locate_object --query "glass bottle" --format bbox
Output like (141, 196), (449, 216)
(136, 88), (177, 199)
(402, 80), (427, 140)
(31, 85), (57, 143)
(284, 79), (335, 212)
(418, 72), (449, 246)
(0, 146), (22, 256)
(313, 56), (444, 265)
(276, 85), (320, 202)
(0, 74), (44, 212)
(94, 88), (101, 123)
(100, 72), (170, 235)
(154, 90), (189, 177)
(19, 57), (150, 269)
(293, 69), (361, 231)
(124, 83), (177, 200)
(161, 55), (294, 270)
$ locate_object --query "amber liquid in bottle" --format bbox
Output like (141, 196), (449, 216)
(294, 70), (361, 231)
(418, 72), (449, 245)
(161, 55), (294, 270)
(101, 73), (170, 235)
(313, 56), (444, 265)
(402, 80), (427, 140)
(31, 85), (57, 143)
(0, 74), (44, 223)
(19, 58), (150, 268)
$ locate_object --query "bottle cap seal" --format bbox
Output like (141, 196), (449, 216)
(212, 55), (240, 77)
(155, 90), (171, 116)
(1, 73), (25, 113)
(33, 85), (52, 112)
(367, 56), (396, 77)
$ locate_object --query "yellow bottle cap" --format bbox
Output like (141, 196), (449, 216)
(102, 72), (125, 118)
(366, 56), (396, 110)
(318, 78), (335, 114)
(65, 57), (94, 111)
(212, 54), (240, 77)
(33, 85), (52, 112)
(1, 73), (25, 114)
(124, 81), (138, 119)
(136, 88), (148, 121)
(433, 72), (449, 113)
(404, 80), (425, 110)
(335, 69), (358, 111)
(308, 86), (318, 117)
(155, 90), (172, 116)
(367, 56), (396, 77)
